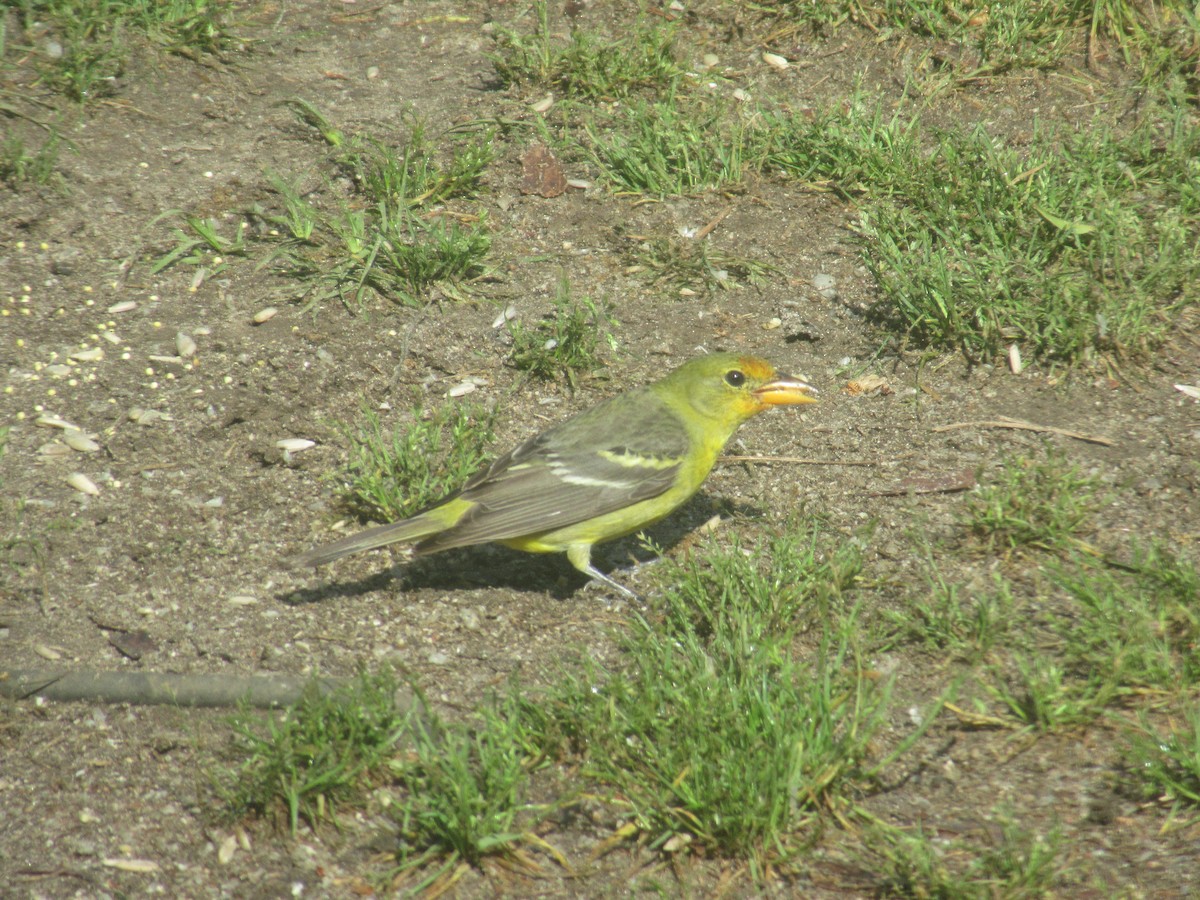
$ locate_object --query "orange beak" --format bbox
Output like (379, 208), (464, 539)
(753, 375), (818, 407)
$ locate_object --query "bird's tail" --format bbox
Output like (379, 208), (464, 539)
(283, 514), (447, 569)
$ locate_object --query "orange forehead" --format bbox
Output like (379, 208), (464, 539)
(735, 356), (778, 382)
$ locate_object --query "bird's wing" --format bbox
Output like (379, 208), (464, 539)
(415, 389), (689, 553)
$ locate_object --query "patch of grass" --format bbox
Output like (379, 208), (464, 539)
(1124, 703), (1200, 813)
(334, 399), (497, 524)
(867, 815), (1068, 898)
(222, 667), (412, 833)
(587, 96), (755, 196)
(965, 447), (1103, 551)
(155, 105), (495, 308)
(885, 566), (1014, 660)
(629, 233), (777, 293)
(765, 100), (1200, 363)
(275, 106), (494, 308)
(9, 0), (240, 102)
(0, 130), (64, 188)
(526, 526), (885, 866)
(1056, 543), (1200, 693)
(508, 275), (614, 385)
(492, 1), (681, 100)
(149, 212), (249, 276)
(222, 668), (552, 882)
(982, 545), (1200, 730)
(773, 0), (1199, 89)
(385, 690), (560, 889)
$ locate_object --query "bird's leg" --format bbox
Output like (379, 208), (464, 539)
(567, 544), (639, 600)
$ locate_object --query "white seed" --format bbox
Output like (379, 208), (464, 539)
(732, 88), (750, 103)
(101, 859), (160, 873)
(45, 364), (73, 377)
(1174, 383), (1200, 400)
(253, 307), (278, 324)
(763, 52), (790, 70)
(35, 643), (63, 661)
(492, 304), (517, 328)
(36, 414), (81, 430)
(101, 331), (122, 344)
(129, 408), (172, 425)
(530, 95), (554, 114)
(176, 332), (197, 357)
(276, 438), (316, 453)
(1007, 343), (1023, 375)
(70, 347), (104, 362)
(38, 442), (72, 458)
(228, 595), (258, 606)
(64, 430), (101, 453)
(68, 472), (100, 495)
(566, 178), (590, 190)
(218, 834), (238, 865)
(702, 53), (719, 68)
(448, 382), (477, 398)
(764, 317), (782, 330)
(107, 300), (137, 313)
(543, 338), (559, 351)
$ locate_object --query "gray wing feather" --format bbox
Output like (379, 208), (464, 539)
(415, 388), (688, 553)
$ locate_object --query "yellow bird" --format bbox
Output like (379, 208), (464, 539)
(286, 352), (817, 597)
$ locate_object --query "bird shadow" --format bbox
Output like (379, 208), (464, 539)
(276, 493), (761, 606)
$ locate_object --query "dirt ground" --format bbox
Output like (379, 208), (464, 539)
(2, 1), (1200, 897)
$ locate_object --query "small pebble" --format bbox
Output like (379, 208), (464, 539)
(812, 273), (838, 300)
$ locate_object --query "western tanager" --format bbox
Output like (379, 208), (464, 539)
(287, 352), (817, 597)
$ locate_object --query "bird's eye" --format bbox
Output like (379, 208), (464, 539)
(724, 370), (746, 387)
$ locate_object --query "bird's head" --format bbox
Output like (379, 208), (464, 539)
(661, 352), (818, 430)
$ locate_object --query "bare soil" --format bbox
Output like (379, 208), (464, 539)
(2, 1), (1199, 897)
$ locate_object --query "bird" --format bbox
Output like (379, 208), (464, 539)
(285, 352), (817, 597)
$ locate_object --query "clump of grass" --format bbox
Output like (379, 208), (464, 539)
(587, 96), (755, 196)
(772, 0), (1198, 90)
(866, 815), (1068, 898)
(334, 399), (496, 523)
(982, 544), (1200, 730)
(630, 233), (776, 293)
(1123, 704), (1200, 813)
(11, 0), (239, 102)
(269, 105), (495, 308)
(222, 667), (412, 833)
(526, 526), (885, 865)
(965, 447), (1103, 551)
(0, 130), (64, 188)
(508, 276), (614, 385)
(492, 1), (681, 100)
(154, 104), (495, 308)
(222, 668), (553, 883)
(885, 566), (1014, 661)
(385, 690), (561, 890)
(764, 100), (1200, 363)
